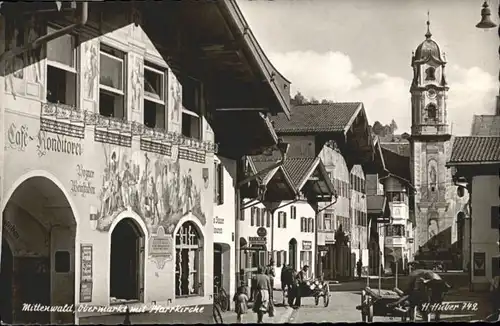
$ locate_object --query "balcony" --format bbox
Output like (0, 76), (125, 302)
(389, 202), (408, 221)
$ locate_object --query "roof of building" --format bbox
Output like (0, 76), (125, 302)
(270, 102), (363, 134)
(381, 147), (412, 185)
(448, 136), (500, 164)
(377, 134), (411, 157)
(413, 21), (445, 64)
(471, 115), (500, 136)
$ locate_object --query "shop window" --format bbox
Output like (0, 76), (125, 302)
(110, 218), (145, 301)
(175, 222), (202, 297)
(99, 44), (125, 119)
(182, 76), (203, 140)
(491, 206), (500, 229)
(46, 26), (77, 106)
(143, 62), (166, 129)
(266, 210), (271, 228)
(214, 162), (224, 205)
(55, 251), (70, 273)
(291, 206), (297, 220)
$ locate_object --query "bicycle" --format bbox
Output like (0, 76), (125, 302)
(213, 301), (223, 324)
(213, 276), (229, 312)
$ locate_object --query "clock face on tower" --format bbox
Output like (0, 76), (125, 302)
(426, 89), (437, 99)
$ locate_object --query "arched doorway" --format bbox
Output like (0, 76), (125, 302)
(1, 176), (76, 324)
(288, 238), (297, 270)
(110, 218), (145, 302)
(175, 222), (203, 297)
(0, 240), (13, 324)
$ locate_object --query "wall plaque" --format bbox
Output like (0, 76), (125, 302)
(302, 240), (312, 251)
(473, 252), (486, 277)
(149, 226), (173, 269)
(80, 244), (93, 303)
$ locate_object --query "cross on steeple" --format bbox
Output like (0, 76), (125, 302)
(425, 10), (432, 39)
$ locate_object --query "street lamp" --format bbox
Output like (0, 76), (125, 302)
(476, 1), (497, 29)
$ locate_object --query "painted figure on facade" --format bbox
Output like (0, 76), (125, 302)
(27, 15), (42, 84)
(131, 57), (143, 111)
(171, 75), (182, 122)
(84, 42), (98, 99)
(95, 145), (206, 233)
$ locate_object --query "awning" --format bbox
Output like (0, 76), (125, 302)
(367, 194), (390, 223)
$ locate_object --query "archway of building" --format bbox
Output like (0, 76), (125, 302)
(288, 238), (297, 270)
(109, 218), (145, 303)
(1, 176), (77, 325)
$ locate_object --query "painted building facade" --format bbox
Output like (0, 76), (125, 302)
(448, 136), (500, 291)
(0, 2), (291, 324)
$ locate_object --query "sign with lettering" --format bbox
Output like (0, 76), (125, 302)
(249, 236), (267, 245)
(257, 227), (267, 237)
(302, 240), (312, 250)
(473, 252), (486, 277)
(213, 216), (224, 235)
(36, 130), (83, 157)
(149, 226), (173, 269)
(6, 123), (33, 152)
(71, 164), (96, 197)
(80, 244), (93, 303)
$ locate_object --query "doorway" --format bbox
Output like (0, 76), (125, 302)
(289, 238), (297, 270)
(214, 244), (222, 287)
(110, 218), (145, 302)
(0, 240), (13, 324)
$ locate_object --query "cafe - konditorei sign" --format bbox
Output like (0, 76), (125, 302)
(37, 130), (83, 157)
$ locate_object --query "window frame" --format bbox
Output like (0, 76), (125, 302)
(46, 25), (77, 73)
(175, 222), (202, 298)
(99, 48), (125, 96)
(143, 63), (165, 104)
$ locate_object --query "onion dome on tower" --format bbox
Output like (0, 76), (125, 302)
(412, 16), (446, 65)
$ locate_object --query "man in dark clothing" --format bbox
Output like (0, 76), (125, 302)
(293, 265), (309, 309)
(281, 264), (295, 306)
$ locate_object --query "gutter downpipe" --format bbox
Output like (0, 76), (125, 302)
(0, 2), (88, 63)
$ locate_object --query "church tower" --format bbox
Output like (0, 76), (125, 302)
(409, 16), (462, 262)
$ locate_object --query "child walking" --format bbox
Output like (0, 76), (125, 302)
(233, 284), (249, 323)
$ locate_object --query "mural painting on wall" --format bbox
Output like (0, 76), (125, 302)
(26, 15), (43, 85)
(5, 18), (25, 97)
(170, 72), (182, 123)
(83, 41), (99, 100)
(131, 56), (143, 112)
(93, 145), (206, 233)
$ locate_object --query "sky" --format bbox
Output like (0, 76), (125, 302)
(237, 0), (499, 135)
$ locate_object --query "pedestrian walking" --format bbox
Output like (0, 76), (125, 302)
(293, 265), (309, 309)
(356, 259), (362, 279)
(252, 266), (272, 323)
(265, 259), (276, 301)
(233, 284), (249, 323)
(281, 264), (295, 306)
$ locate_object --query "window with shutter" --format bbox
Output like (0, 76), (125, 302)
(277, 250), (282, 267)
(300, 217), (304, 232)
(491, 206), (500, 229)
(266, 210), (271, 227)
(256, 208), (261, 227)
(283, 212), (287, 228)
(251, 207), (255, 226)
(261, 208), (266, 226)
(240, 208), (245, 221)
(291, 206), (296, 219)
(277, 212), (282, 228)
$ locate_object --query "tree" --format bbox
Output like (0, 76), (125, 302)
(309, 97), (319, 104)
(372, 121), (385, 136)
(389, 119), (398, 135)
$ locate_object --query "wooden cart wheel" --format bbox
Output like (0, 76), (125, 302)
(367, 297), (374, 323)
(323, 286), (330, 307)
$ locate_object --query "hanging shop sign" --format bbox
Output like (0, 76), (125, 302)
(80, 244), (93, 303)
(302, 240), (312, 251)
(257, 227), (267, 237)
(249, 236), (267, 246)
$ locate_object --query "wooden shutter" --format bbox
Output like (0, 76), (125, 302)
(266, 210), (271, 228)
(256, 208), (261, 227)
(261, 208), (266, 226)
(283, 212), (287, 228)
(251, 207), (255, 226)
